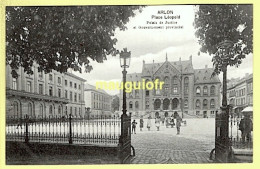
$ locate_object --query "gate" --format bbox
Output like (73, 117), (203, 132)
(118, 113), (131, 163)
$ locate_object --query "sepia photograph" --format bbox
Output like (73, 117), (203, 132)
(4, 4), (253, 165)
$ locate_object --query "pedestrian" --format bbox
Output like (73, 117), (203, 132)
(239, 115), (253, 143)
(155, 116), (160, 131)
(176, 114), (182, 135)
(132, 120), (137, 134)
(147, 115), (152, 131)
(140, 116), (144, 131)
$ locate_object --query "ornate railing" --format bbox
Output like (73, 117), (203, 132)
(6, 114), (121, 146)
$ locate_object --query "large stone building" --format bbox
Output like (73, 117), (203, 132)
(120, 55), (221, 118)
(227, 73), (253, 114)
(6, 64), (86, 118)
(84, 83), (112, 115)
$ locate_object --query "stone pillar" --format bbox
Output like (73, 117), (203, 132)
(170, 98), (173, 110)
(160, 98), (163, 110)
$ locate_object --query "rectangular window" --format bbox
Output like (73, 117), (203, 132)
(79, 84), (81, 90)
(173, 86), (178, 94)
(49, 86), (53, 96)
(39, 72), (43, 79)
(27, 81), (32, 92)
(74, 83), (77, 89)
(49, 74), (53, 82)
(65, 80), (68, 86)
(196, 111), (200, 115)
(79, 94), (81, 102)
(39, 84), (43, 94)
(70, 91), (73, 101)
(65, 90), (68, 98)
(58, 88), (61, 97)
(70, 81), (72, 87)
(146, 90), (149, 96)
(58, 77), (61, 84)
(145, 101), (149, 109)
(74, 93), (77, 102)
(12, 78), (17, 90)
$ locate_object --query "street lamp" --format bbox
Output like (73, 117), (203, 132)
(120, 48), (131, 115)
(119, 48), (131, 163)
(215, 39), (234, 162)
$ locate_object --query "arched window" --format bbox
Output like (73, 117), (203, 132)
(210, 86), (215, 96)
(13, 101), (19, 117)
(184, 99), (188, 108)
(129, 101), (133, 109)
(203, 99), (208, 109)
(75, 107), (77, 117)
(135, 101), (139, 109)
(203, 86), (208, 95)
(58, 105), (62, 116)
(28, 103), (33, 117)
(172, 76), (178, 94)
(49, 105), (53, 116)
(196, 99), (201, 108)
(163, 76), (169, 96)
(196, 87), (201, 95)
(40, 104), (44, 117)
(184, 77), (189, 95)
(210, 99), (215, 108)
(135, 90), (139, 98)
(155, 77), (161, 95)
(154, 99), (161, 110)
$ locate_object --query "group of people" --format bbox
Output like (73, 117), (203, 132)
(131, 113), (182, 135)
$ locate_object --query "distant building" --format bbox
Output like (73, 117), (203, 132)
(84, 83), (112, 115)
(119, 55), (221, 118)
(227, 73), (253, 114)
(6, 64), (86, 118)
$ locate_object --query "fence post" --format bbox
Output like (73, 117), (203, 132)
(25, 114), (29, 144)
(69, 114), (73, 144)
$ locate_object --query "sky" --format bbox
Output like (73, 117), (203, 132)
(73, 5), (253, 96)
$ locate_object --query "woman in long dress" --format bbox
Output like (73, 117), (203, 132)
(140, 116), (144, 131)
(147, 115), (152, 131)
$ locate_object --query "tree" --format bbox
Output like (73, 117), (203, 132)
(193, 5), (253, 75)
(111, 95), (119, 112)
(6, 6), (142, 78)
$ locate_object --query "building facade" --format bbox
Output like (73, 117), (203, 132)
(120, 56), (221, 118)
(6, 64), (86, 118)
(84, 83), (112, 115)
(227, 73), (253, 114)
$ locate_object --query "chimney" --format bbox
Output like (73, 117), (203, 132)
(205, 65), (208, 69)
(143, 60), (145, 65)
(190, 55), (192, 61)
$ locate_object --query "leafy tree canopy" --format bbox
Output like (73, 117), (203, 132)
(194, 5), (252, 75)
(6, 6), (142, 78)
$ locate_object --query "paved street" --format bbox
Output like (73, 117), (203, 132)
(130, 118), (215, 164)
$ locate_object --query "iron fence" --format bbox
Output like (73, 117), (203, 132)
(6, 114), (121, 146)
(229, 114), (253, 149)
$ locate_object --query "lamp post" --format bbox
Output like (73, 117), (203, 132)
(119, 48), (131, 163)
(120, 48), (131, 116)
(215, 39), (234, 162)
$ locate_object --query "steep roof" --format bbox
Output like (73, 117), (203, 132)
(141, 59), (194, 77)
(126, 73), (142, 81)
(194, 68), (221, 84)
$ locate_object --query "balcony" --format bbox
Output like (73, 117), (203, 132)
(6, 89), (69, 104)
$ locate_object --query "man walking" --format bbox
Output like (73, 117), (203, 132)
(176, 114), (182, 135)
(132, 120), (137, 134)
